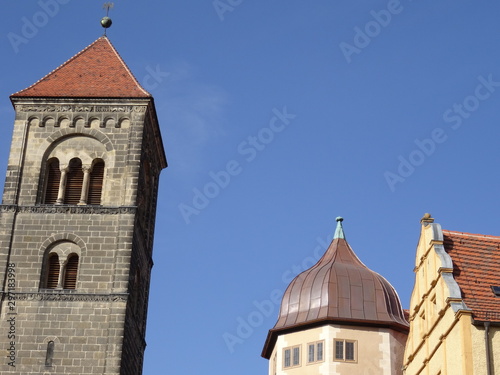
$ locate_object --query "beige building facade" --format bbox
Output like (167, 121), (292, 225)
(268, 325), (407, 375)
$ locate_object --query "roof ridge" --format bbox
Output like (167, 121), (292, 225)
(443, 229), (500, 240)
(102, 37), (150, 97)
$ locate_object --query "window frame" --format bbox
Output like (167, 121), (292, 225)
(41, 156), (105, 205)
(333, 339), (357, 363)
(283, 345), (301, 369)
(307, 340), (325, 365)
(41, 248), (80, 291)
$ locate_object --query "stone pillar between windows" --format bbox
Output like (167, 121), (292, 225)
(56, 166), (68, 204)
(78, 165), (91, 205)
(56, 262), (63, 289)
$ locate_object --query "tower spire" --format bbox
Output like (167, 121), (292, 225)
(101, 2), (114, 35)
(334, 216), (345, 239)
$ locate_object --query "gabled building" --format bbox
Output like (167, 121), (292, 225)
(404, 214), (500, 375)
(0, 36), (166, 374)
(262, 217), (409, 375)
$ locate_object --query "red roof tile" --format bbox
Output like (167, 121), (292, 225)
(11, 36), (150, 99)
(443, 230), (500, 322)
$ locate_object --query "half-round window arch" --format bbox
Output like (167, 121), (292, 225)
(39, 134), (113, 205)
(41, 241), (81, 290)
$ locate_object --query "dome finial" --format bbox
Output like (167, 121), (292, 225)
(101, 2), (114, 35)
(334, 216), (345, 239)
(420, 213), (434, 225)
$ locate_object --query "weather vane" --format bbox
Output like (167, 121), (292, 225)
(101, 2), (114, 35)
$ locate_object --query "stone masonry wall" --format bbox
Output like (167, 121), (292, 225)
(0, 98), (165, 375)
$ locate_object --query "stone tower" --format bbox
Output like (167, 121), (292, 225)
(0, 36), (166, 374)
(262, 218), (408, 374)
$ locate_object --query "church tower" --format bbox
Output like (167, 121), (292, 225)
(0, 36), (166, 374)
(262, 218), (409, 374)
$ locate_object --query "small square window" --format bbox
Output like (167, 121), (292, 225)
(491, 286), (500, 296)
(283, 345), (301, 369)
(334, 339), (357, 363)
(307, 341), (324, 364)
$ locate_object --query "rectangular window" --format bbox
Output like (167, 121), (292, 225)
(345, 341), (355, 361)
(283, 345), (301, 368)
(334, 339), (357, 362)
(335, 340), (344, 360)
(307, 341), (325, 364)
(317, 341), (323, 361)
(292, 346), (300, 366)
(308, 344), (315, 363)
(284, 349), (291, 368)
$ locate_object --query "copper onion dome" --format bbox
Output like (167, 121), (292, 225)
(262, 217), (409, 358)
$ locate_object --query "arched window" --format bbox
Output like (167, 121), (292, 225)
(45, 341), (55, 367)
(42, 154), (106, 205)
(63, 254), (79, 289)
(44, 158), (61, 204)
(64, 158), (83, 205)
(87, 160), (104, 205)
(46, 254), (60, 289)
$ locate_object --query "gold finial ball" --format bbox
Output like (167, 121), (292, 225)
(420, 213), (434, 224)
(101, 16), (112, 29)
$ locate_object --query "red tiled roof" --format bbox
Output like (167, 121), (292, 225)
(443, 230), (500, 322)
(11, 36), (150, 99)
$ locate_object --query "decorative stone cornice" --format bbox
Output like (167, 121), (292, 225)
(2, 291), (128, 302)
(0, 205), (136, 215)
(14, 104), (147, 114)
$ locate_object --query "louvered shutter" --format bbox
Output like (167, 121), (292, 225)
(63, 254), (79, 289)
(46, 254), (60, 289)
(44, 159), (61, 204)
(87, 160), (104, 205)
(64, 158), (83, 204)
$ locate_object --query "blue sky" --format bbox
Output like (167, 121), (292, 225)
(2, 1), (500, 374)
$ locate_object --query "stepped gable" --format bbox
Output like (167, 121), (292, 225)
(11, 36), (150, 99)
(443, 230), (500, 322)
(262, 217), (408, 358)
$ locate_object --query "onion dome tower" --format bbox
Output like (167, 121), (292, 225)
(262, 218), (409, 374)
